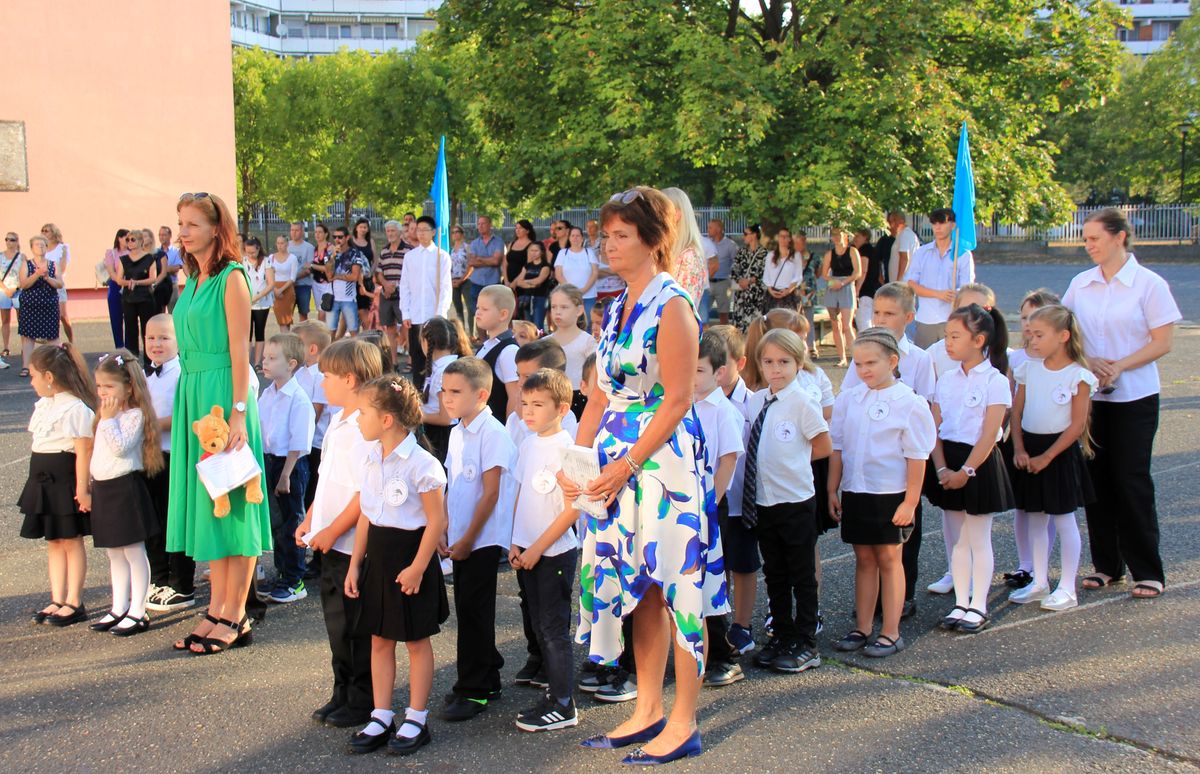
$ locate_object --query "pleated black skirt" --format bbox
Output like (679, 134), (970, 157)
(1011, 431), (1095, 514)
(19, 452), (91, 540)
(356, 523), (449, 642)
(90, 472), (160, 548)
(924, 441), (1014, 516)
(840, 491), (913, 545)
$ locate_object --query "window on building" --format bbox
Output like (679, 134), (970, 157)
(1153, 21), (1173, 41)
(340, 24), (352, 38)
(408, 19), (436, 39)
(308, 23), (326, 38)
(385, 23), (399, 39)
(373, 25), (385, 40)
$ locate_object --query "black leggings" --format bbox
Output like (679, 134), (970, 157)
(122, 299), (156, 358)
(250, 308), (270, 342)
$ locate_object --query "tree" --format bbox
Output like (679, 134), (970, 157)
(431, 0), (1124, 228)
(232, 48), (284, 234)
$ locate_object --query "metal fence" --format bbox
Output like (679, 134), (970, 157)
(246, 202), (1200, 244)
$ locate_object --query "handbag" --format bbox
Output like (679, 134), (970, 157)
(2, 253), (20, 309)
(320, 292), (334, 312)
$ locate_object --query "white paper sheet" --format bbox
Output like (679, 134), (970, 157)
(562, 444), (607, 519)
(195, 445), (262, 501)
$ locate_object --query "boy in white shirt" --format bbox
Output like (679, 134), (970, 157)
(474, 285), (520, 420)
(143, 315), (195, 612)
(295, 337), (383, 729)
(509, 368), (581, 732)
(293, 321), (333, 581)
(438, 356), (517, 722)
(692, 332), (748, 688)
(258, 333), (316, 604)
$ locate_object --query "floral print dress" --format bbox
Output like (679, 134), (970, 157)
(576, 271), (729, 674)
(731, 245), (769, 332)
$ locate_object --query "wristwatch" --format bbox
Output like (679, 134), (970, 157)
(233, 401), (247, 413)
(962, 465), (976, 478)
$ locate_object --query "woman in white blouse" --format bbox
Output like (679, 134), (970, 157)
(1063, 208), (1180, 599)
(270, 234), (299, 333)
(762, 227), (802, 312)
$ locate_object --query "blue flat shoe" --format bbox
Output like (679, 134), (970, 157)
(621, 729), (702, 765)
(580, 718), (667, 750)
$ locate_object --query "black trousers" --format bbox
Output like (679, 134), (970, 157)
(1085, 395), (1164, 584)
(265, 454), (310, 587)
(144, 452), (196, 594)
(122, 298), (157, 359)
(755, 499), (818, 649)
(304, 448), (322, 577)
(516, 558), (544, 670)
(902, 500), (924, 601)
(407, 323), (427, 392)
(321, 549), (372, 711)
(452, 546), (504, 699)
(517, 549), (576, 702)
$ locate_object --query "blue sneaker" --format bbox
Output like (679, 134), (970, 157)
(269, 580), (307, 603)
(727, 624), (755, 655)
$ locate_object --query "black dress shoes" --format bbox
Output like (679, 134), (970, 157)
(46, 604), (87, 627)
(312, 700), (341, 723)
(348, 719), (395, 754)
(387, 722), (431, 756)
(325, 706), (372, 728)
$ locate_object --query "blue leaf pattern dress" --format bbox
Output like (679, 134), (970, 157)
(576, 271), (729, 674)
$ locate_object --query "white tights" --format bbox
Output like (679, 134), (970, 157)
(1014, 509), (1057, 574)
(106, 542), (150, 618)
(944, 511), (993, 614)
(1026, 512), (1081, 595)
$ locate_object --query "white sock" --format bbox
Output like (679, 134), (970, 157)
(106, 547), (131, 617)
(1027, 512), (1051, 589)
(1013, 509), (1033, 573)
(945, 510), (969, 610)
(397, 707), (429, 739)
(1052, 513), (1081, 596)
(364, 709), (394, 736)
(124, 543), (151, 618)
(964, 514), (995, 614)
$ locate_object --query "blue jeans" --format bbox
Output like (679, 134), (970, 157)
(528, 296), (547, 331)
(294, 284), (312, 318)
(699, 288), (713, 328)
(106, 280), (124, 348)
(265, 454), (309, 587)
(328, 299), (359, 333)
(583, 296), (596, 323)
(466, 281), (485, 334)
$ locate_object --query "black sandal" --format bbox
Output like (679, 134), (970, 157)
(1003, 570), (1033, 589)
(956, 608), (989, 634)
(174, 613), (221, 651)
(31, 601), (63, 625)
(232, 615), (253, 648)
(18, 368), (29, 378)
(89, 609), (126, 632)
(45, 603), (87, 627)
(190, 618), (240, 655)
(1131, 582), (1163, 599)
(834, 630), (871, 652)
(940, 605), (968, 631)
(1081, 573), (1124, 590)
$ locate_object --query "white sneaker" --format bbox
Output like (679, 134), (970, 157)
(1040, 588), (1078, 611)
(256, 564), (266, 581)
(927, 573), (954, 595)
(0, 357), (9, 369)
(1009, 583), (1049, 604)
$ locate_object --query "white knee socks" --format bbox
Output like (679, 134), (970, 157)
(1027, 512), (1080, 595)
(948, 511), (994, 613)
(1015, 509), (1058, 575)
(105, 547), (131, 616)
(106, 543), (150, 620)
(1053, 513), (1081, 596)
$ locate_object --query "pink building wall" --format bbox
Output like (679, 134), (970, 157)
(0, 0), (237, 317)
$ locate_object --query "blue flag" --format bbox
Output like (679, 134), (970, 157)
(952, 121), (976, 259)
(430, 135), (450, 255)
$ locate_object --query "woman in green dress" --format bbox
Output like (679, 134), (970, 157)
(167, 192), (270, 654)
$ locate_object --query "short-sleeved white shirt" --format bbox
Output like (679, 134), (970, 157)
(511, 430), (579, 556)
(795, 366), (835, 410)
(1062, 255), (1181, 403)
(312, 408), (371, 555)
(762, 253), (804, 291)
(831, 382), (936, 494)
(29, 393), (94, 453)
(506, 409), (578, 448)
(476, 336), (519, 383)
(934, 360), (1011, 444)
(724, 377), (752, 516)
(446, 408), (516, 550)
(146, 357), (180, 452)
(890, 227), (920, 282)
(842, 335), (936, 402)
(294, 363), (330, 450)
(557, 248), (599, 298)
(271, 253), (300, 284)
(693, 388), (745, 498)
(745, 380), (829, 505)
(422, 354), (458, 416)
(358, 432), (447, 531)
(554, 331), (597, 389)
(246, 259), (274, 309)
(1014, 360), (1098, 435)
(257, 376), (316, 456)
(906, 241), (975, 324)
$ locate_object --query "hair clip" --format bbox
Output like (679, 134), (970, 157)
(391, 380), (403, 392)
(115, 355), (125, 366)
(983, 305), (993, 312)
(98, 353), (109, 362)
(59, 342), (69, 351)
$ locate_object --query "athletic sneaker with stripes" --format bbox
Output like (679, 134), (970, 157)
(514, 694), (578, 732)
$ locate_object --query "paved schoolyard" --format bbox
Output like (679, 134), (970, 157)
(1, 264), (1197, 773)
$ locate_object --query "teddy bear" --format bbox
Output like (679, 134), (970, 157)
(192, 405), (264, 518)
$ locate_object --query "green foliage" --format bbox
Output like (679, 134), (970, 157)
(231, 48), (284, 231)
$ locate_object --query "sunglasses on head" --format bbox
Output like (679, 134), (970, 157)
(609, 189), (643, 205)
(179, 192), (221, 223)
(4, 237), (16, 242)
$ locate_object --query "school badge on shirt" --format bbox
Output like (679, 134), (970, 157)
(774, 420), (797, 443)
(868, 402), (890, 421)
(385, 476), (409, 507)
(964, 388), (984, 408)
(532, 468), (558, 495)
(462, 463), (478, 482)
(1052, 385), (1072, 405)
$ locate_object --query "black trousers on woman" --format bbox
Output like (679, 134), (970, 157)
(1085, 395), (1164, 585)
(122, 298), (157, 359)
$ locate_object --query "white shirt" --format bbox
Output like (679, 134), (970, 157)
(693, 388), (745, 499)
(795, 367), (835, 410)
(554, 331), (596, 389)
(246, 260), (273, 309)
(842, 336), (936, 402)
(45, 243), (68, 278)
(926, 338), (957, 380)
(422, 354), (458, 415)
(1062, 255), (1181, 403)
(29, 392), (94, 453)
(271, 253), (299, 284)
(762, 253), (803, 291)
(476, 336), (519, 383)
(1015, 360), (1098, 435)
(257, 376), (316, 456)
(398, 242), (453, 325)
(506, 409), (578, 448)
(294, 363), (330, 449)
(446, 408), (516, 550)
(831, 382), (936, 494)
(146, 357), (181, 452)
(723, 378), (752, 516)
(289, 240), (315, 287)
(906, 241), (975, 324)
(745, 381), (829, 506)
(358, 432), (447, 531)
(557, 248), (599, 298)
(91, 408), (146, 481)
(311, 408), (370, 555)
(511, 430), (579, 556)
(890, 227), (920, 282)
(934, 360), (1011, 444)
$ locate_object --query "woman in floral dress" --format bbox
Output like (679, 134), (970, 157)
(731, 223), (769, 332)
(564, 186), (727, 764)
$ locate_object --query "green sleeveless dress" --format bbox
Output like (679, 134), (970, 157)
(166, 262), (272, 561)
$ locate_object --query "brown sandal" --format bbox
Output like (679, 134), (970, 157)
(1080, 573), (1124, 590)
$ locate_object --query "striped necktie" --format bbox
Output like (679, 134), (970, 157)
(741, 395), (777, 527)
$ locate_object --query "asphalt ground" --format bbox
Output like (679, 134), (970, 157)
(1, 264), (1197, 773)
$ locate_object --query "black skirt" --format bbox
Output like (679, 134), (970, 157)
(924, 441), (1014, 516)
(90, 472), (160, 548)
(1011, 431), (1095, 514)
(812, 457), (837, 534)
(356, 523), (449, 642)
(19, 452), (91, 540)
(840, 491), (913, 545)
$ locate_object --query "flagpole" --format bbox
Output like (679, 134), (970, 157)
(952, 228), (959, 292)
